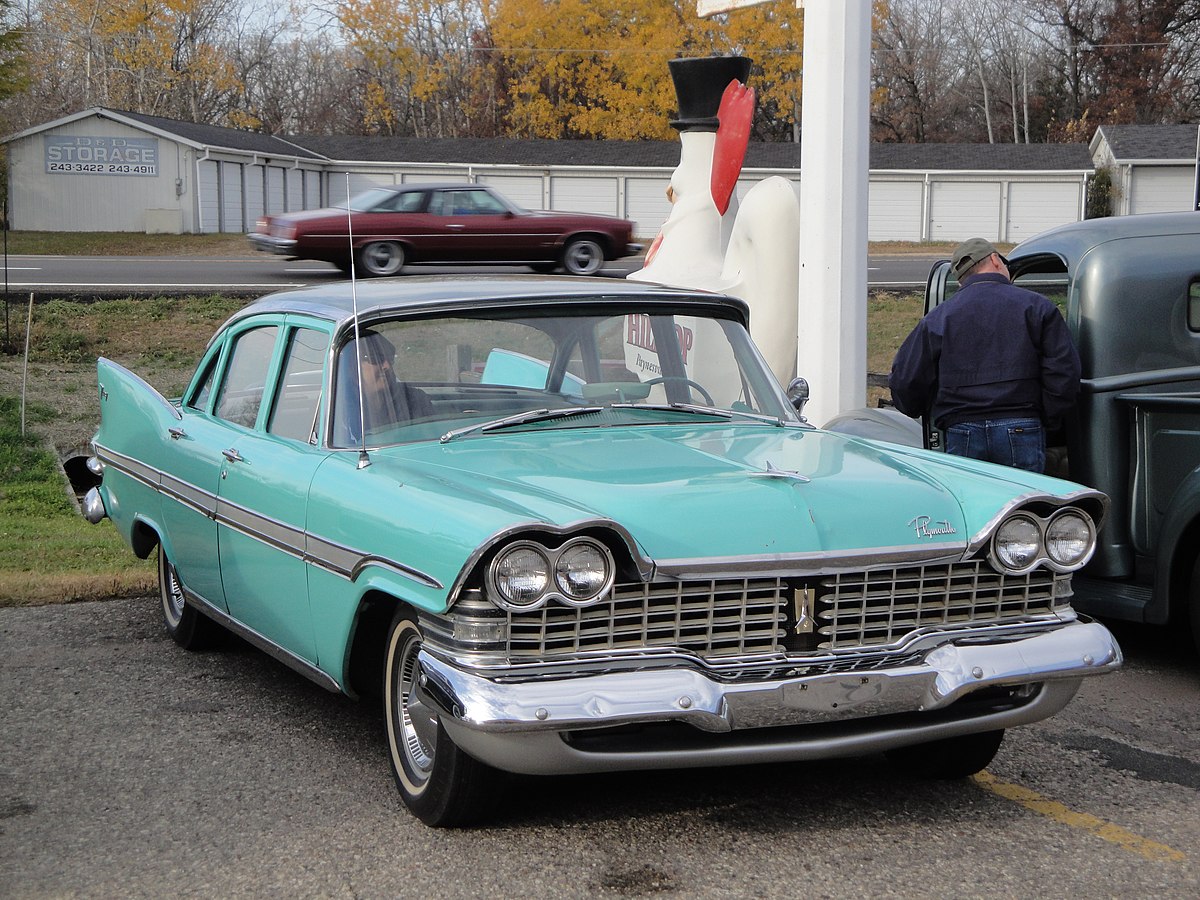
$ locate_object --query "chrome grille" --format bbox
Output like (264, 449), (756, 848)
(506, 578), (788, 658)
(486, 563), (1069, 660)
(815, 562), (1067, 649)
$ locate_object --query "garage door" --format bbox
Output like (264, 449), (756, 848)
(1006, 181), (1082, 241)
(198, 160), (219, 234)
(626, 177), (672, 239)
(285, 169), (303, 213)
(219, 162), (243, 232)
(930, 181), (1002, 241)
(245, 165), (265, 225)
(869, 180), (923, 241)
(478, 175), (543, 210)
(550, 177), (618, 216)
(1129, 167), (1193, 214)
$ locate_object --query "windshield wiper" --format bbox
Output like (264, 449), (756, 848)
(610, 402), (793, 427)
(440, 406), (604, 443)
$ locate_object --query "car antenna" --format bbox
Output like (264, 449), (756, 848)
(345, 173), (371, 469)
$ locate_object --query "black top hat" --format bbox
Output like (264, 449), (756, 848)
(668, 56), (752, 132)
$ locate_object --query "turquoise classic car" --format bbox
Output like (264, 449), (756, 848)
(84, 276), (1120, 826)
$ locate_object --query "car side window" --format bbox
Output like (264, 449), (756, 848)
(267, 328), (330, 442)
(1188, 281), (1200, 332)
(397, 191), (426, 212)
(465, 190), (507, 215)
(378, 191), (425, 213)
(436, 189), (505, 216)
(215, 326), (278, 428)
(187, 355), (219, 413)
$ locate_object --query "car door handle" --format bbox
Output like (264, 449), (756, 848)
(446, 224), (464, 229)
(168, 427), (186, 440)
(222, 448), (244, 463)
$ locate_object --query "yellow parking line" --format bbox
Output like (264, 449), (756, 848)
(972, 771), (1185, 863)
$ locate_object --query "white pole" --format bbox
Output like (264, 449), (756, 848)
(796, 0), (871, 427)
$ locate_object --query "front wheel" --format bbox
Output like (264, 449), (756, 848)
(1188, 554), (1200, 653)
(158, 547), (221, 650)
(384, 611), (502, 826)
(561, 237), (604, 276)
(358, 241), (406, 277)
(885, 729), (1005, 779)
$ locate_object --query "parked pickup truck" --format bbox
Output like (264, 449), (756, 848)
(831, 211), (1200, 649)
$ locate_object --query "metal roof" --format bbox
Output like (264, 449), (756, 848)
(230, 274), (749, 332)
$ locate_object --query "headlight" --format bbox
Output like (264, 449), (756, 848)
(1046, 511), (1095, 568)
(554, 539), (614, 605)
(489, 543), (550, 610)
(487, 537), (615, 611)
(993, 514), (1042, 572)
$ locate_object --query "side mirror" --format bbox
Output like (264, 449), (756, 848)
(786, 377), (809, 420)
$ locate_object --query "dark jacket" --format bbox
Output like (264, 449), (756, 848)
(889, 272), (1080, 429)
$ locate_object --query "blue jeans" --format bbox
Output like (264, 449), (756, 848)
(944, 418), (1046, 473)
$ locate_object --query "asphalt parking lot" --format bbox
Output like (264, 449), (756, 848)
(2, 597), (1198, 898)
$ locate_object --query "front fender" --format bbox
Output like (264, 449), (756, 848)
(1151, 463), (1200, 625)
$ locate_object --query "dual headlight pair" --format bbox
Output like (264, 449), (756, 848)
(990, 508), (1096, 575)
(487, 537), (615, 611)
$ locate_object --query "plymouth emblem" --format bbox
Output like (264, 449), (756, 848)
(908, 515), (957, 539)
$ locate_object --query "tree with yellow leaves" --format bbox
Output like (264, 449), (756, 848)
(22, 0), (243, 123)
(335, 0), (489, 136)
(488, 0), (804, 140)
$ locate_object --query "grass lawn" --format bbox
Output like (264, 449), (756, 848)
(0, 395), (155, 605)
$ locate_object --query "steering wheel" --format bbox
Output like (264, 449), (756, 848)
(642, 376), (715, 406)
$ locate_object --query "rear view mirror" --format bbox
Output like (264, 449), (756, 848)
(786, 377), (809, 419)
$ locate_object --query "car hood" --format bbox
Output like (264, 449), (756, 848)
(313, 425), (1076, 597)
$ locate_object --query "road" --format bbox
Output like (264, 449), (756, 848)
(2, 598), (1197, 897)
(0, 252), (939, 294)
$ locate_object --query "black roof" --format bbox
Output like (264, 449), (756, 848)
(870, 142), (1093, 171)
(293, 135), (688, 168)
(20, 107), (1102, 172)
(114, 109), (326, 160)
(281, 134), (1092, 172)
(1096, 124), (1199, 161)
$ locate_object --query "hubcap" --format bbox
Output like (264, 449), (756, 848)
(397, 632), (437, 778)
(364, 243), (402, 275)
(160, 554), (185, 628)
(565, 241), (602, 275)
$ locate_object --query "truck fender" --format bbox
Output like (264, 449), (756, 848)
(1151, 463), (1200, 626)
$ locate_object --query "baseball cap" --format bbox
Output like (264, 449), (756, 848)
(951, 238), (1007, 279)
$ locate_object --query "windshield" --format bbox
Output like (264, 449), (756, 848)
(329, 307), (798, 448)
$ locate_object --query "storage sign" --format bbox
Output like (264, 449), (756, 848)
(44, 135), (159, 176)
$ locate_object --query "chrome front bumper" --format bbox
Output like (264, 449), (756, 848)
(247, 233), (297, 255)
(417, 620), (1120, 775)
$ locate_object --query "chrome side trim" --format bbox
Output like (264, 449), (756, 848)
(95, 442), (441, 592)
(181, 583), (342, 693)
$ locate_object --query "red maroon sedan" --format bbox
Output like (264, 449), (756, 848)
(249, 182), (642, 277)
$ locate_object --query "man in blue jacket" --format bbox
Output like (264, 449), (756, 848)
(889, 238), (1080, 473)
